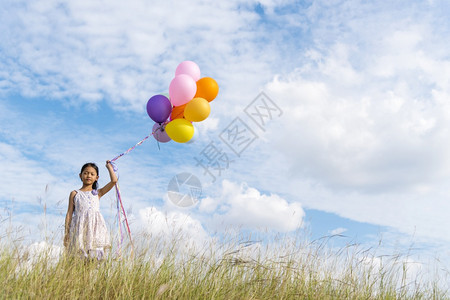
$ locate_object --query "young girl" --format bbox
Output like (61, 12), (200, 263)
(64, 161), (118, 260)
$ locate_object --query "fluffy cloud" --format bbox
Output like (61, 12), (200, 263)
(16, 241), (63, 272)
(0, 142), (56, 205)
(264, 21), (450, 192)
(200, 180), (304, 232)
(267, 72), (449, 193)
(246, 0), (450, 195)
(139, 206), (208, 250)
(0, 0), (279, 112)
(243, 1), (450, 243)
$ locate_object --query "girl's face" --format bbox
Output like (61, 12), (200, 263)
(80, 166), (99, 186)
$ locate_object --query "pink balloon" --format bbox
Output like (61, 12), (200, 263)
(169, 74), (197, 106)
(175, 61), (201, 81)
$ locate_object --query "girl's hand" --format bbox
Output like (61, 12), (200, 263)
(98, 160), (118, 198)
(106, 160), (118, 173)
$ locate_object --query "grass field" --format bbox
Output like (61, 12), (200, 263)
(1, 227), (448, 299)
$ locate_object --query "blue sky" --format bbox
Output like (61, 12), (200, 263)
(2, 0), (450, 280)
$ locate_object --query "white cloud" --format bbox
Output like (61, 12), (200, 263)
(0, 0), (278, 113)
(266, 72), (449, 192)
(17, 241), (63, 272)
(197, 196), (217, 214)
(203, 180), (304, 232)
(253, 1), (450, 196)
(139, 206), (208, 251)
(329, 227), (347, 236)
(235, 1), (450, 244)
(0, 142), (57, 205)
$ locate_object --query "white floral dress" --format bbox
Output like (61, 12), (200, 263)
(69, 190), (110, 259)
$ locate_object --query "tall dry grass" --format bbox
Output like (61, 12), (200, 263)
(0, 227), (448, 299)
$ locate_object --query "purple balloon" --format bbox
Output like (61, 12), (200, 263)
(146, 95), (172, 124)
(152, 123), (171, 143)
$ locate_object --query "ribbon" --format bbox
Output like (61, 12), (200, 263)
(109, 126), (162, 258)
(111, 131), (156, 162)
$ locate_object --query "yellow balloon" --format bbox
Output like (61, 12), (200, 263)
(165, 118), (194, 143)
(184, 97), (211, 122)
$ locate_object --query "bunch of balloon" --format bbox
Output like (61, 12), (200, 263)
(146, 61), (219, 144)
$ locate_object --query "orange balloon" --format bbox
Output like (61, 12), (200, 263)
(194, 77), (219, 102)
(184, 97), (211, 122)
(170, 104), (187, 120)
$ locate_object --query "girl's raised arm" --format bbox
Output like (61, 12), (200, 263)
(98, 160), (118, 199)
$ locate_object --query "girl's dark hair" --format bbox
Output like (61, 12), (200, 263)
(80, 162), (99, 190)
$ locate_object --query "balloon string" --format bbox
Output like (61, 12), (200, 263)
(111, 129), (158, 163)
(115, 185), (123, 257)
(115, 181), (133, 258)
(109, 127), (162, 258)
